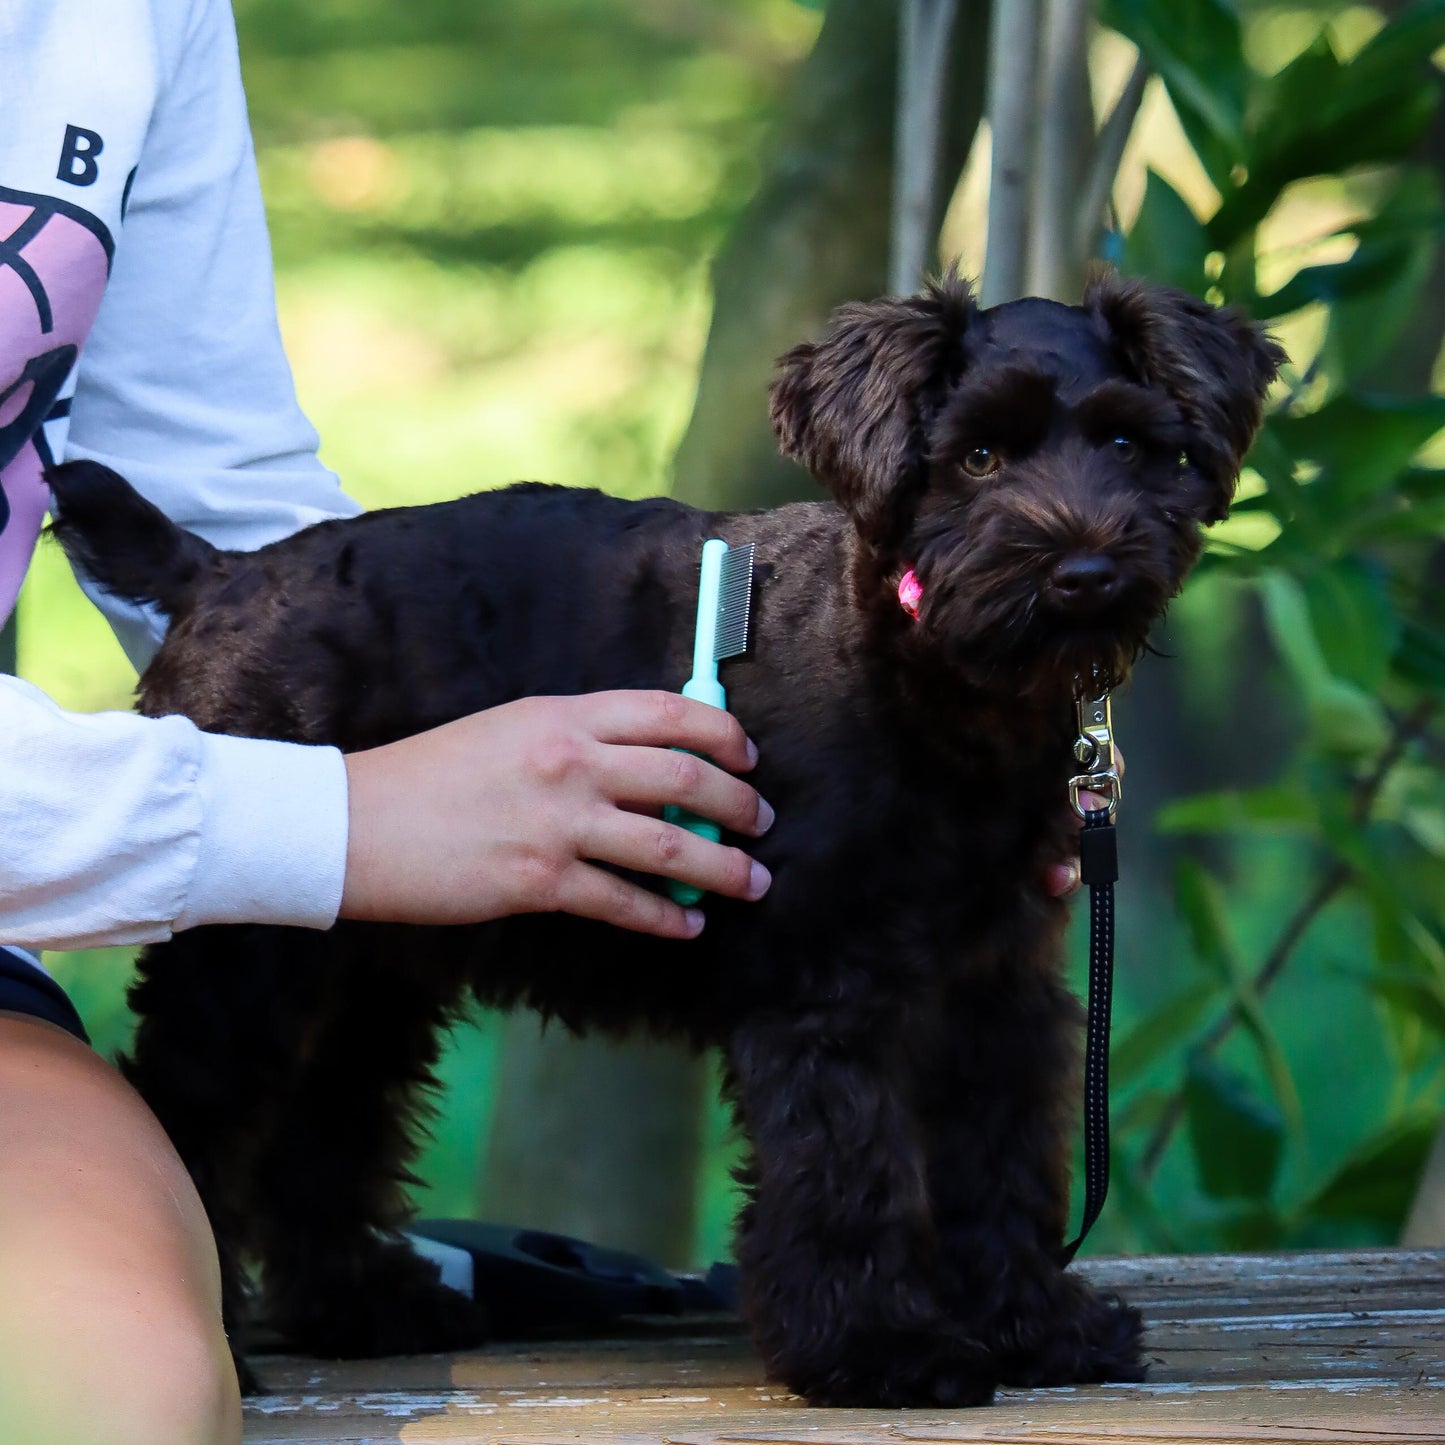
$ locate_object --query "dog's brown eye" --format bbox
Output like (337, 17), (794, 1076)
(962, 447), (999, 478)
(1112, 436), (1139, 463)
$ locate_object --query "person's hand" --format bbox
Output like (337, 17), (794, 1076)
(1044, 747), (1126, 898)
(340, 691), (773, 938)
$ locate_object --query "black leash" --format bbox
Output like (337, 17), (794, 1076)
(1058, 687), (1121, 1267)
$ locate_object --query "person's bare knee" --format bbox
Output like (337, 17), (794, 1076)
(0, 1268), (240, 1445)
(0, 1015), (241, 1445)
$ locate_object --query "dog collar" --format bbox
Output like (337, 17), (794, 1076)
(898, 568), (923, 619)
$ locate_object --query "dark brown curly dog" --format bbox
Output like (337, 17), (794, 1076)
(51, 270), (1281, 1408)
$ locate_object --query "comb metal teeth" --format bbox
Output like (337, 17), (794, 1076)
(712, 541), (755, 661)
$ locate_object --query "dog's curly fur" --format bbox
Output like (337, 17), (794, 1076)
(50, 271), (1282, 1408)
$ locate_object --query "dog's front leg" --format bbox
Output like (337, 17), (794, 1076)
(725, 1009), (996, 1408)
(919, 957), (1145, 1387)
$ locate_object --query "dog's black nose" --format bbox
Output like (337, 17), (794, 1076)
(1048, 553), (1120, 612)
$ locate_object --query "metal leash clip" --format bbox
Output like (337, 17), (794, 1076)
(1069, 684), (1121, 819)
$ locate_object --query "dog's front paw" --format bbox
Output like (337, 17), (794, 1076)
(266, 1236), (492, 1358)
(1074, 1290), (1147, 1384)
(775, 1332), (997, 1408)
(990, 1287), (1146, 1388)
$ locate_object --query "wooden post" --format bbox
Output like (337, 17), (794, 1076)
(479, 1023), (707, 1264)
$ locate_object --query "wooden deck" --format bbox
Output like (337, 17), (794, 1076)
(243, 1249), (1445, 1443)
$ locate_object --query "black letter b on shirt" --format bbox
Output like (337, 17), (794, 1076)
(58, 125), (104, 186)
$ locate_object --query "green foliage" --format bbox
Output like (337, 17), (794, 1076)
(1108, 0), (1445, 1253)
(1185, 1055), (1285, 1200)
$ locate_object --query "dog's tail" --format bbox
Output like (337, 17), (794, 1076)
(48, 460), (219, 618)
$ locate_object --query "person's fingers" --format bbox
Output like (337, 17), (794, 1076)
(578, 691), (757, 774)
(1045, 860), (1081, 897)
(1066, 789), (1111, 833)
(553, 862), (707, 940)
(600, 746), (774, 836)
(582, 809), (771, 902)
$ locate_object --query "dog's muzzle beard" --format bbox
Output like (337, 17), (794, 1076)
(910, 514), (1172, 697)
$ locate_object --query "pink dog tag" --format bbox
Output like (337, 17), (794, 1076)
(898, 568), (923, 619)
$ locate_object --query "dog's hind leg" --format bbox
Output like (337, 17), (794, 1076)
(918, 958), (1145, 1387)
(246, 924), (488, 1359)
(122, 923), (338, 1389)
(724, 1005), (997, 1409)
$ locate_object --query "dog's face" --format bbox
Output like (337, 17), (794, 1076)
(770, 271), (1284, 694)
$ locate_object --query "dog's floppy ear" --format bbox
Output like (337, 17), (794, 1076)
(770, 273), (976, 542)
(1084, 269), (1284, 522)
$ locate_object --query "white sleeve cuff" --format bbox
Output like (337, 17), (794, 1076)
(176, 731), (349, 933)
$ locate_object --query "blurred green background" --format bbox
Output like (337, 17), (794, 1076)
(21, 0), (1445, 1266)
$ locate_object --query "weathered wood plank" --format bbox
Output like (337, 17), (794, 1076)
(243, 1379), (1445, 1445)
(241, 1250), (1445, 1445)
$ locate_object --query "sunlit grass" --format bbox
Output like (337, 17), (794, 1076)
(276, 247), (714, 508)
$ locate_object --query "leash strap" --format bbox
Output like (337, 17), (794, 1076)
(1058, 806), (1117, 1266)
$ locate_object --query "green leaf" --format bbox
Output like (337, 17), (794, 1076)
(1112, 981), (1224, 1089)
(1253, 241), (1420, 322)
(1156, 784), (1316, 836)
(1123, 170), (1211, 295)
(1301, 560), (1402, 691)
(1212, 31), (1441, 245)
(1300, 1113), (1438, 1228)
(1210, 1200), (1287, 1252)
(1321, 171), (1444, 381)
(1352, 494), (1445, 542)
(1347, 0), (1445, 93)
(1401, 466), (1445, 501)
(1258, 571), (1389, 751)
(1103, 0), (1247, 188)
(1173, 858), (1240, 983)
(1393, 619), (1445, 696)
(1171, 861), (1303, 1137)
(1114, 1086), (1175, 1137)
(1110, 1143), (1187, 1252)
(1271, 395), (1445, 513)
(1185, 1055), (1285, 1200)
(1244, 421), (1319, 536)
(1366, 974), (1445, 1037)
(1232, 990), (1305, 1138)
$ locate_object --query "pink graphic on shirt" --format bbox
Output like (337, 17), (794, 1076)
(0, 187), (113, 625)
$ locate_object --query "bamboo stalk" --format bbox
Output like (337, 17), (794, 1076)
(890, 0), (961, 294)
(982, 0), (1042, 306)
(1073, 54), (1149, 267)
(1027, 0), (1094, 299)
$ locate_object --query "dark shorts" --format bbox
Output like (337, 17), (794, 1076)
(0, 947), (89, 1043)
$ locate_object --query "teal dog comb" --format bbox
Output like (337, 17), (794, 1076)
(665, 538), (755, 906)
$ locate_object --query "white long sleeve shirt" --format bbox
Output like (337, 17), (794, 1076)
(0, 0), (361, 952)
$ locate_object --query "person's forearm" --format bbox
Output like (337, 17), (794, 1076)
(0, 676), (347, 952)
